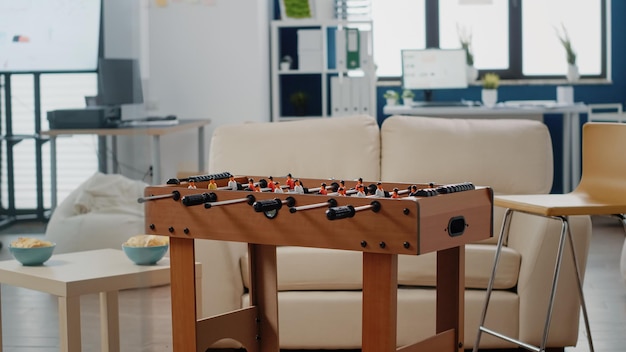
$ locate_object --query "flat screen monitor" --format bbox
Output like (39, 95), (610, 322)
(98, 58), (144, 106)
(0, 0), (101, 73)
(401, 49), (468, 90)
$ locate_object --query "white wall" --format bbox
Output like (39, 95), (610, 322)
(104, 0), (271, 182)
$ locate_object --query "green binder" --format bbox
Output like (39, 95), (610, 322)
(346, 28), (360, 69)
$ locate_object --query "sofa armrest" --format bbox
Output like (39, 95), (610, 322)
(506, 211), (592, 346)
(194, 239), (247, 318)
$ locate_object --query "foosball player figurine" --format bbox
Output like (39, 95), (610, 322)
(246, 178), (255, 191)
(391, 188), (400, 198)
(318, 182), (328, 195)
(228, 175), (238, 190)
(274, 181), (284, 193)
(188, 178), (197, 189)
(374, 182), (386, 198)
(355, 177), (363, 190)
(286, 173), (295, 189)
(294, 179), (304, 194)
(355, 184), (366, 197)
(207, 177), (218, 190)
(337, 180), (347, 196)
(268, 176), (276, 192)
(409, 185), (418, 196)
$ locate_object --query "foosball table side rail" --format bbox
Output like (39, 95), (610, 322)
(143, 181), (493, 255)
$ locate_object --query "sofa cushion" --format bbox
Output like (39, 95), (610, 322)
(241, 244), (520, 291)
(380, 115), (553, 195)
(208, 115), (381, 181)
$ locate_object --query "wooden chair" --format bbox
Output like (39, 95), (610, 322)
(474, 122), (626, 352)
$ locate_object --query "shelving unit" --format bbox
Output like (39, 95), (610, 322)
(270, 19), (376, 122)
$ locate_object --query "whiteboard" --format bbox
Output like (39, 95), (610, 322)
(0, 0), (101, 73)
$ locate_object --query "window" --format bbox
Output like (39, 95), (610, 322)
(439, 1), (509, 70)
(372, 0), (607, 80)
(371, 0), (426, 77)
(522, 0), (603, 76)
(0, 73), (99, 214)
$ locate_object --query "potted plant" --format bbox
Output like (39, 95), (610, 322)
(383, 90), (399, 106)
(555, 23), (578, 82)
(481, 73), (499, 107)
(402, 89), (415, 106)
(290, 91), (309, 116)
(458, 25), (478, 82)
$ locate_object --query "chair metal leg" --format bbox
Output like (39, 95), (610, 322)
(538, 216), (569, 351)
(473, 208), (514, 352)
(475, 212), (593, 352)
(566, 218), (595, 352)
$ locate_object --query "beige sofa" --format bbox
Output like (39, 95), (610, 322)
(196, 115), (592, 350)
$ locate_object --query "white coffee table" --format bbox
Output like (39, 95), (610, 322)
(0, 248), (201, 352)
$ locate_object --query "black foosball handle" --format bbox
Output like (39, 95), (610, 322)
(182, 192), (218, 206)
(326, 205), (356, 220)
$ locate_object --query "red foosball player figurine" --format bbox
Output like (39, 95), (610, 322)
(337, 180), (347, 196)
(246, 178), (255, 191)
(318, 182), (328, 195)
(293, 179), (304, 194)
(286, 173), (296, 189)
(391, 188), (400, 198)
(268, 176), (276, 192)
(188, 179), (197, 189)
(354, 177), (363, 191)
(207, 177), (218, 190)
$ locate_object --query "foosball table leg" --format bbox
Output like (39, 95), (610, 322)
(362, 252), (398, 352)
(169, 237), (199, 351)
(248, 244), (280, 352)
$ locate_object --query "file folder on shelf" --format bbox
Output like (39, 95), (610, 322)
(346, 28), (360, 69)
(335, 28), (346, 71)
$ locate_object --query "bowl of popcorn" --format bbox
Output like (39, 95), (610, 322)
(9, 237), (56, 266)
(122, 235), (169, 265)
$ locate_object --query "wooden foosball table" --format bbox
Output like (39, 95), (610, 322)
(142, 173), (494, 352)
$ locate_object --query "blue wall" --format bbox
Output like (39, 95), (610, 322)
(377, 1), (625, 193)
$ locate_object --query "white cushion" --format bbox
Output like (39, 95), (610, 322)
(241, 244), (520, 291)
(208, 115), (381, 181)
(380, 115), (554, 195)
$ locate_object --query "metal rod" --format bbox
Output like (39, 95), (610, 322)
(137, 191), (180, 203)
(290, 198), (337, 213)
(205, 197), (254, 208)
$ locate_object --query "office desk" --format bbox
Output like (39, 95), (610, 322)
(383, 103), (588, 192)
(40, 119), (211, 209)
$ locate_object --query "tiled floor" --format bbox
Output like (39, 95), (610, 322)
(0, 217), (624, 352)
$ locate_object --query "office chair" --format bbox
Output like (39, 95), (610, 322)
(474, 122), (626, 352)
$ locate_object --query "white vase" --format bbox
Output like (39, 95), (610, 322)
(466, 65), (478, 83)
(386, 98), (397, 106)
(280, 62), (291, 71)
(481, 89), (498, 108)
(567, 64), (580, 82)
(403, 97), (413, 106)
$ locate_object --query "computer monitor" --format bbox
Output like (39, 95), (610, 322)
(401, 49), (468, 96)
(97, 58), (144, 106)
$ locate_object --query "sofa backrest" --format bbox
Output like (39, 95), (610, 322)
(380, 115), (554, 195)
(208, 115), (381, 181)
